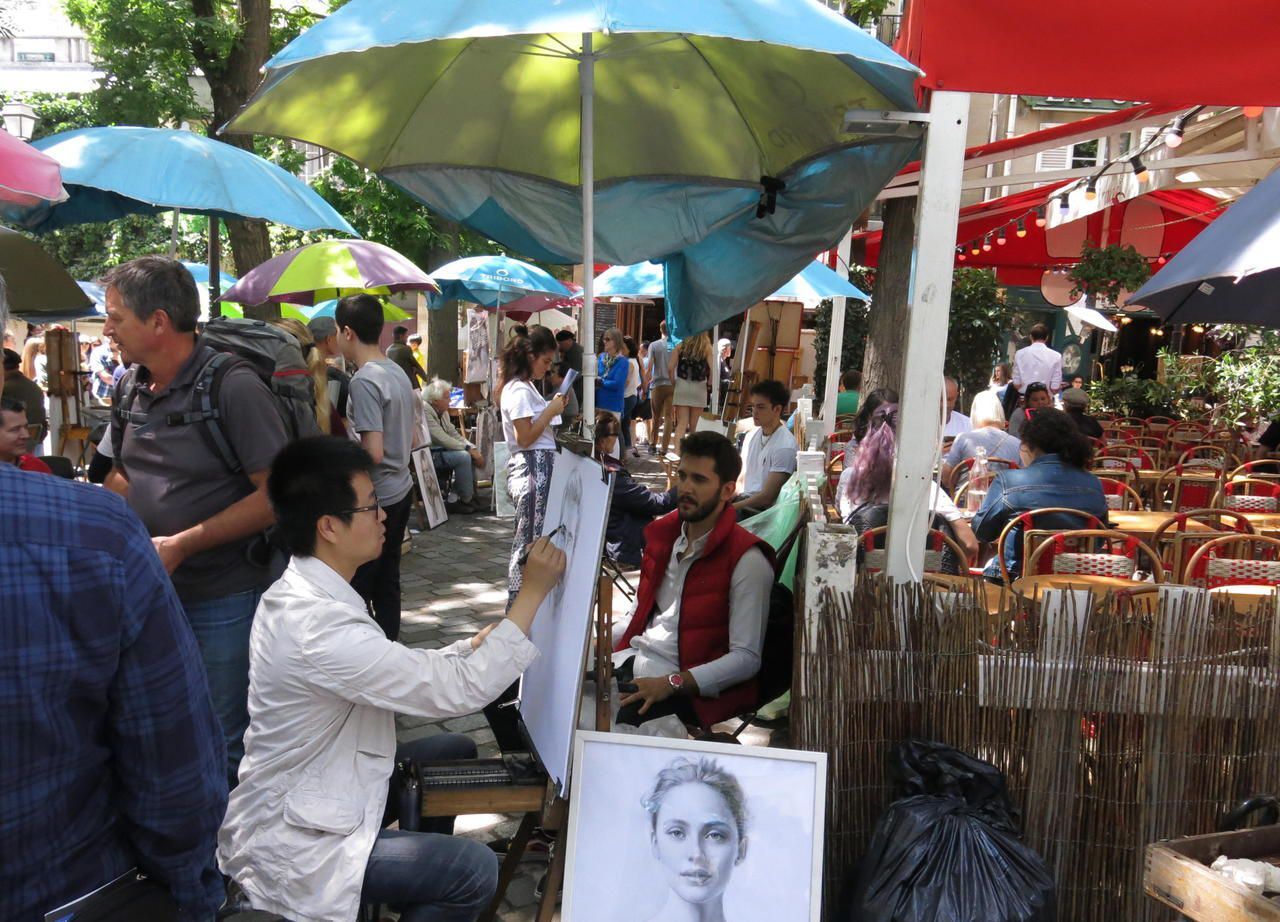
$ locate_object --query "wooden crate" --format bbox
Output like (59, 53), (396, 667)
(1145, 825), (1280, 921)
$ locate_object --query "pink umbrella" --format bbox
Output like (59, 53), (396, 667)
(0, 128), (66, 206)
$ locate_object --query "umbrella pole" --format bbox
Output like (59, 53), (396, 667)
(168, 207), (181, 259)
(580, 32), (597, 428)
(711, 323), (721, 413)
(208, 217), (222, 320)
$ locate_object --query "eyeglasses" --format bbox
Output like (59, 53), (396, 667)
(335, 502), (380, 517)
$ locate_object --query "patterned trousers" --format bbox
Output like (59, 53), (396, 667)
(506, 448), (556, 606)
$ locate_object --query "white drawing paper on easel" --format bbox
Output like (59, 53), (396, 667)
(493, 441), (515, 517)
(410, 446), (449, 529)
(518, 449), (613, 796)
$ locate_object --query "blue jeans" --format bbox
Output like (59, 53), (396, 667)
(363, 733), (498, 922)
(436, 449), (476, 502)
(181, 588), (260, 788)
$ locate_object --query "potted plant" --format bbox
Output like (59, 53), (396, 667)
(1068, 242), (1151, 309)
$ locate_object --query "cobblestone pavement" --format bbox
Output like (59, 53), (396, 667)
(234, 450), (778, 921)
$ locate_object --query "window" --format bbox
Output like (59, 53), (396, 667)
(1035, 123), (1103, 174)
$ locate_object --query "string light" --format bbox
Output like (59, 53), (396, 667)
(1016, 218), (1027, 238)
(1058, 194), (1070, 215)
(1244, 106), (1265, 119)
(981, 234), (993, 252)
(1192, 324), (1205, 334)
(957, 250), (967, 262)
(1156, 254), (1168, 265)
(1153, 327), (1165, 337)
(1131, 157), (1150, 183)
(1119, 316), (1132, 325)
(996, 227), (1008, 245)
(970, 241), (981, 256)
(1165, 124), (1184, 149)
(1035, 205), (1047, 228)
(1085, 177), (1098, 201)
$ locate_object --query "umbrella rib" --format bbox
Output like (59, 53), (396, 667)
(680, 36), (770, 174)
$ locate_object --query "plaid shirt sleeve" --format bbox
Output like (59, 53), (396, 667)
(109, 510), (229, 919)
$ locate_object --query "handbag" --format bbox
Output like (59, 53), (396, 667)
(633, 397), (653, 421)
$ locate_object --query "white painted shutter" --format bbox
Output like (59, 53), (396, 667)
(1035, 122), (1073, 174)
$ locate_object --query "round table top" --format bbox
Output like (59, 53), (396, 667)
(1011, 574), (1159, 596)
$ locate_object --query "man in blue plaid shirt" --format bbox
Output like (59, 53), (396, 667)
(0, 429), (228, 917)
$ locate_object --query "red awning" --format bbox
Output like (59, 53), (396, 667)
(896, 0), (1280, 106)
(854, 185), (1224, 286)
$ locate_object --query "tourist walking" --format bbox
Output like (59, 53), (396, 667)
(647, 323), (674, 454)
(668, 331), (712, 452)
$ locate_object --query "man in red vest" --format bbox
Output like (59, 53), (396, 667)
(614, 431), (775, 733)
(0, 397), (50, 474)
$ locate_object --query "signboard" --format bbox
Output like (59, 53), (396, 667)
(1024, 96), (1138, 112)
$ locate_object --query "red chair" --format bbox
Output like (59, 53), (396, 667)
(1091, 457), (1140, 485)
(1155, 465), (1224, 513)
(1184, 534), (1280, 590)
(1098, 444), (1156, 472)
(1144, 415), (1177, 438)
(1229, 460), (1280, 484)
(1098, 477), (1144, 511)
(858, 526), (970, 576)
(1149, 509), (1255, 583)
(1024, 529), (1165, 582)
(1178, 444), (1236, 472)
(1214, 478), (1280, 513)
(945, 455), (1019, 494)
(994, 507), (1107, 583)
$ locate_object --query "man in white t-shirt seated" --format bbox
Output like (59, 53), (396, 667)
(943, 376), (972, 437)
(733, 379), (798, 516)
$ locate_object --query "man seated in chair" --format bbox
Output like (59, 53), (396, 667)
(0, 397), (50, 474)
(612, 431), (775, 736)
(733, 379), (798, 517)
(422, 377), (485, 514)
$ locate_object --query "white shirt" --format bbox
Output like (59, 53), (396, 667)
(944, 411), (973, 437)
(1012, 341), (1063, 394)
(615, 523), (773, 697)
(500, 378), (557, 450)
(624, 357), (641, 398)
(218, 556), (537, 922)
(740, 423), (799, 494)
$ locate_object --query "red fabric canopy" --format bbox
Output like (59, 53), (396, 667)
(855, 185), (1223, 286)
(896, 0), (1280, 106)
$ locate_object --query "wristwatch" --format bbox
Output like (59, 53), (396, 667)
(666, 672), (685, 692)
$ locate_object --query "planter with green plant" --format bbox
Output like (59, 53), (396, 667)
(1068, 242), (1151, 308)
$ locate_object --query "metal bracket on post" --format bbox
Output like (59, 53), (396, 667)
(842, 109), (932, 139)
(883, 91), (970, 582)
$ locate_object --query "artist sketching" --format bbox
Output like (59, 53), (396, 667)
(612, 431), (774, 737)
(218, 436), (566, 922)
(640, 756), (749, 922)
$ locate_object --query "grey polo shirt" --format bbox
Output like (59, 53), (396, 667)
(348, 358), (416, 506)
(112, 341), (288, 603)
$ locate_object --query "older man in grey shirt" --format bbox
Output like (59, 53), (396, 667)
(336, 295), (419, 641)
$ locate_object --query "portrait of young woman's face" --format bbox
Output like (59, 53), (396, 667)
(651, 782), (747, 905)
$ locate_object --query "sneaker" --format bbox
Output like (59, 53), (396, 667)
(533, 870), (563, 902)
(446, 500), (477, 515)
(487, 826), (555, 860)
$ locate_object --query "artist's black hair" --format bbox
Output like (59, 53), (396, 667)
(335, 294), (386, 345)
(679, 430), (741, 485)
(749, 378), (789, 410)
(268, 436), (374, 556)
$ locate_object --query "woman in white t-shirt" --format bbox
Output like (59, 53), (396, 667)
(621, 335), (646, 459)
(499, 328), (566, 604)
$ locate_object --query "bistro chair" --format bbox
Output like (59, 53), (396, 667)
(1177, 444), (1235, 472)
(1229, 460), (1280, 484)
(1155, 465), (1224, 513)
(1150, 508), (1255, 584)
(1023, 529), (1165, 583)
(1098, 443), (1157, 473)
(1128, 435), (1168, 469)
(857, 525), (970, 577)
(994, 507), (1107, 584)
(1091, 456), (1140, 486)
(944, 454), (1019, 494)
(1099, 477), (1145, 511)
(1144, 415), (1177, 438)
(1184, 534), (1280, 590)
(1213, 477), (1280, 513)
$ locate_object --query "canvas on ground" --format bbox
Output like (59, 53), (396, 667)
(410, 446), (449, 529)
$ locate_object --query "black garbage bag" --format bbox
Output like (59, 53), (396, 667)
(846, 740), (1056, 922)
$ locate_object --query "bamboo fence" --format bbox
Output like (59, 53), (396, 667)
(793, 575), (1280, 921)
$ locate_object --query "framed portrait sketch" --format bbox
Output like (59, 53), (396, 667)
(563, 732), (827, 922)
(410, 446), (449, 529)
(492, 441), (515, 517)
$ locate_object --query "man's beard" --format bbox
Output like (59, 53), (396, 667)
(678, 493), (721, 524)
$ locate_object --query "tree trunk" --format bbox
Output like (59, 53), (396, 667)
(424, 219), (463, 381)
(190, 0), (273, 293)
(861, 196), (916, 396)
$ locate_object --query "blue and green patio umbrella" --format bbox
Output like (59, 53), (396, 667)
(595, 258), (869, 309)
(225, 0), (919, 428)
(428, 255), (573, 310)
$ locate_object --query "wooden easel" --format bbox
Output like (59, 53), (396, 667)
(422, 571), (615, 922)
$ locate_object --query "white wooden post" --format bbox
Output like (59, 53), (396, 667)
(822, 226), (854, 438)
(883, 91), (971, 580)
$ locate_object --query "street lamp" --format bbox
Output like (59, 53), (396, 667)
(2, 102), (37, 141)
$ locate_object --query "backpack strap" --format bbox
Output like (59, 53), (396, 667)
(170, 351), (242, 475)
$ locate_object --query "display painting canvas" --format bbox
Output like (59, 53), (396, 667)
(517, 450), (613, 796)
(476, 407), (497, 482)
(563, 732), (827, 922)
(410, 446), (449, 529)
(493, 440), (515, 517)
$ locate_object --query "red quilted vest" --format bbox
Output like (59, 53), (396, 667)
(615, 505), (773, 727)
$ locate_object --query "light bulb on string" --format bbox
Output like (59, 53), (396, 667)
(1153, 327), (1165, 337)
(996, 227), (1008, 245)
(1016, 218), (1027, 238)
(981, 234), (993, 252)
(1192, 324), (1205, 334)
(969, 241), (981, 256)
(1156, 254), (1168, 265)
(1131, 157), (1150, 183)
(1085, 177), (1098, 201)
(1244, 105), (1265, 119)
(1058, 194), (1071, 215)
(1165, 125), (1184, 149)
(956, 246), (966, 262)
(1035, 205), (1047, 228)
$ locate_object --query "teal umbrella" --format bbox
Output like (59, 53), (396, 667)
(226, 0), (919, 423)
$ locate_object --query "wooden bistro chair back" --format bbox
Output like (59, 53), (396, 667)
(1091, 457), (1140, 485)
(945, 455), (1019, 495)
(1098, 477), (1145, 511)
(1184, 534), (1280, 591)
(1229, 460), (1280, 485)
(1144, 415), (1177, 439)
(1128, 435), (1168, 469)
(1097, 443), (1157, 472)
(1214, 477), (1280, 513)
(858, 525), (970, 577)
(994, 507), (1107, 584)
(1150, 509), (1255, 584)
(1155, 465), (1224, 513)
(1025, 529), (1165, 583)
(1177, 444), (1235, 472)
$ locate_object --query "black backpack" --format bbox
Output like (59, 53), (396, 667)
(677, 353), (709, 382)
(112, 318), (321, 474)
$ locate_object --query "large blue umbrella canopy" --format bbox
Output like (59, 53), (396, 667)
(181, 261), (237, 294)
(224, 0), (921, 364)
(1129, 173), (1275, 325)
(0, 127), (358, 237)
(428, 255), (573, 309)
(596, 258), (869, 313)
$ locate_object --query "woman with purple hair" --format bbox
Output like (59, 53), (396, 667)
(839, 403), (978, 572)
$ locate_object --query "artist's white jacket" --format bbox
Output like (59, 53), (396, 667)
(217, 555), (537, 922)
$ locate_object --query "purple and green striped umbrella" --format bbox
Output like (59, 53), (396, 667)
(220, 238), (438, 305)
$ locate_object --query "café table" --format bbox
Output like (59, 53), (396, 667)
(1011, 573), (1161, 599)
(1207, 584), (1280, 614)
(1107, 510), (1212, 543)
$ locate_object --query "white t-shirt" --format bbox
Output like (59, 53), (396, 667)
(1012, 341), (1063, 393)
(741, 423), (799, 494)
(624, 358), (641, 399)
(500, 379), (557, 451)
(944, 411), (973, 437)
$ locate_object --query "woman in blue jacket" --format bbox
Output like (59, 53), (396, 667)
(596, 327), (629, 421)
